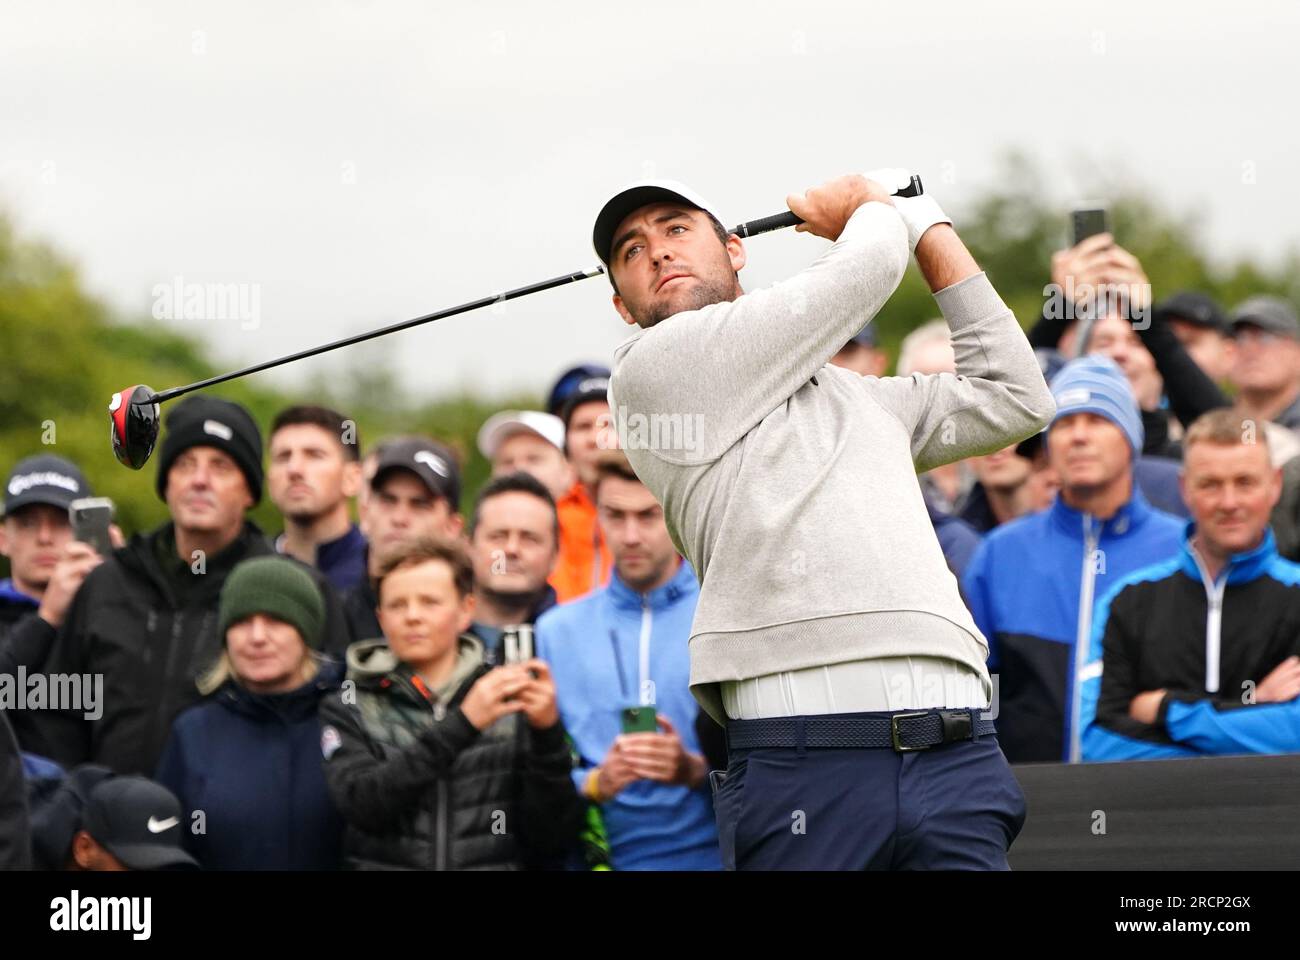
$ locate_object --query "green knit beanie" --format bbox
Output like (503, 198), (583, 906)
(217, 556), (325, 650)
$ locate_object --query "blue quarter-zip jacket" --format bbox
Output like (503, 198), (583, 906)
(536, 560), (721, 871)
(962, 487), (1184, 762)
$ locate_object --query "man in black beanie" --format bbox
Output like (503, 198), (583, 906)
(33, 395), (353, 776)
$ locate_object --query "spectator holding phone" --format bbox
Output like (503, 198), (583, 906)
(320, 537), (583, 870)
(537, 449), (719, 870)
(1036, 231), (1217, 460)
(0, 455), (122, 756)
(466, 473), (560, 664)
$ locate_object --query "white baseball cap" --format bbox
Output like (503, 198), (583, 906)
(477, 410), (566, 461)
(592, 178), (725, 267)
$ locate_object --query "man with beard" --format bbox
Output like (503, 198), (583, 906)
(268, 405), (366, 592)
(595, 171), (1054, 869)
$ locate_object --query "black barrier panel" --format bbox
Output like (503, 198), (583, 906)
(1009, 754), (1300, 870)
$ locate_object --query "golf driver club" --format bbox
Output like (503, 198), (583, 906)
(109, 175), (924, 468)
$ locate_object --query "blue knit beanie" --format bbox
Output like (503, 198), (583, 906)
(1047, 355), (1144, 456)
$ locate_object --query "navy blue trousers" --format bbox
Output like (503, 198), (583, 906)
(713, 726), (1026, 870)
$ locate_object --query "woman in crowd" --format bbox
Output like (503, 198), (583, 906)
(157, 555), (344, 870)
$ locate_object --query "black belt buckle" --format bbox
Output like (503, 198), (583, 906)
(940, 708), (974, 744)
(890, 711), (931, 753)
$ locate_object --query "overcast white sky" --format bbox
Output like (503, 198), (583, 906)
(2, 0), (1297, 400)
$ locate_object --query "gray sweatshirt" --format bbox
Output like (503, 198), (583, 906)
(608, 201), (1056, 721)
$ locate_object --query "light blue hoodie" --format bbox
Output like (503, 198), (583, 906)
(536, 560), (721, 871)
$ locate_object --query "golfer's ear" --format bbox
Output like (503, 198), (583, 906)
(726, 234), (747, 274)
(612, 294), (637, 327)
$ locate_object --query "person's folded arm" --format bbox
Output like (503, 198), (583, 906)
(1163, 695), (1300, 755)
(1081, 581), (1199, 761)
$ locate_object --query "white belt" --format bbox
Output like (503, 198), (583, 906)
(721, 656), (988, 720)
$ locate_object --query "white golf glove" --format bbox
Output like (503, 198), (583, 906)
(863, 167), (951, 252)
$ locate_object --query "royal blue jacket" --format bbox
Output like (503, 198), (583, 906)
(156, 660), (346, 870)
(535, 561), (721, 871)
(962, 487), (1184, 763)
(1081, 526), (1300, 761)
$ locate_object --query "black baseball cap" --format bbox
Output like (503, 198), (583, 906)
(371, 437), (461, 511)
(4, 454), (91, 518)
(82, 776), (199, 871)
(1152, 291), (1228, 333)
(592, 178), (724, 267)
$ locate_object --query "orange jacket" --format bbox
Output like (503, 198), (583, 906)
(550, 481), (612, 603)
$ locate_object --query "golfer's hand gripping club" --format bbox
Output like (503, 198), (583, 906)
(730, 173), (925, 239)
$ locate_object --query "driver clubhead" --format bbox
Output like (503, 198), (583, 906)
(109, 385), (160, 469)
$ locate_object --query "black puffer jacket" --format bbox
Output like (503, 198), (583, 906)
(320, 635), (583, 870)
(32, 521), (354, 775)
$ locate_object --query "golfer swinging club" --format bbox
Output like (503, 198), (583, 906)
(592, 171), (1055, 870)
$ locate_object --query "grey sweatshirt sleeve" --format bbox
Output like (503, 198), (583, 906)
(868, 273), (1056, 472)
(610, 201), (909, 465)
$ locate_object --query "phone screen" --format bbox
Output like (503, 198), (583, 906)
(1071, 208), (1109, 246)
(621, 705), (659, 735)
(502, 624), (534, 665)
(69, 498), (114, 556)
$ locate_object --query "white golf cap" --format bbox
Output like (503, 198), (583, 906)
(477, 410), (566, 461)
(592, 178), (725, 266)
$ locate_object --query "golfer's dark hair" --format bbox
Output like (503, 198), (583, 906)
(607, 211), (731, 295)
(270, 405), (361, 461)
(375, 536), (475, 602)
(468, 471), (560, 546)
